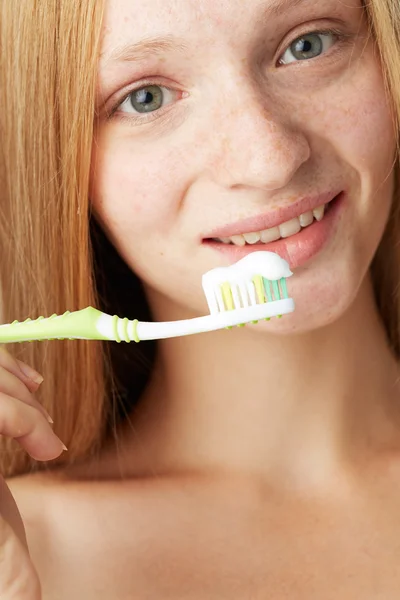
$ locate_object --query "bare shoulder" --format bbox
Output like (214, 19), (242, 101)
(6, 469), (209, 599)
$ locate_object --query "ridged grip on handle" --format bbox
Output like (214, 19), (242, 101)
(0, 307), (140, 343)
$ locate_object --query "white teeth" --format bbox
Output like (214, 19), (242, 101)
(230, 234), (246, 247)
(214, 202), (327, 245)
(299, 210), (313, 227)
(260, 227), (281, 243)
(243, 232), (261, 244)
(279, 217), (301, 239)
(313, 205), (325, 222)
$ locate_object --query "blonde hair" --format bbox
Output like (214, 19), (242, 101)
(367, 0), (400, 356)
(0, 0), (399, 477)
(0, 0), (107, 476)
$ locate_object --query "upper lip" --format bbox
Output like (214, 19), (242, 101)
(204, 191), (341, 239)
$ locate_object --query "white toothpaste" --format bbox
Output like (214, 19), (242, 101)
(232, 251), (292, 280)
(202, 251), (292, 288)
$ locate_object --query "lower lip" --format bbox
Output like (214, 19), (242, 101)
(203, 192), (344, 269)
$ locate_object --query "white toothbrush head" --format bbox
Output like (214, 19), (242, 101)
(202, 251), (294, 318)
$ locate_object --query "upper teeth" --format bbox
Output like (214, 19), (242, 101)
(215, 205), (326, 246)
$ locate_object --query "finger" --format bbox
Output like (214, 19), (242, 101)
(0, 349), (42, 394)
(0, 392), (66, 461)
(15, 360), (43, 392)
(0, 368), (52, 423)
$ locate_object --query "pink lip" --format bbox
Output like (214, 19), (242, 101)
(205, 191), (340, 239)
(203, 191), (345, 269)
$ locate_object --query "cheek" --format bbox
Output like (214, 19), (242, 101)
(279, 59), (397, 331)
(91, 132), (192, 236)
(301, 55), (396, 249)
(309, 58), (396, 183)
(327, 74), (396, 248)
(329, 98), (394, 180)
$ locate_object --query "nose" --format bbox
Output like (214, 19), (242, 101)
(207, 85), (311, 191)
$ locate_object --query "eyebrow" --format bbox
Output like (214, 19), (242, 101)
(101, 0), (307, 65)
(267, 0), (305, 17)
(101, 35), (189, 64)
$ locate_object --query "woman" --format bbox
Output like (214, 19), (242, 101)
(1, 0), (400, 597)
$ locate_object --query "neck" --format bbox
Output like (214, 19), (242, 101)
(117, 274), (400, 490)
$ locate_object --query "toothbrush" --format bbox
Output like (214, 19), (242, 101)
(0, 251), (295, 343)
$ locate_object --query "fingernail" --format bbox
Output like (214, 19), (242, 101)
(33, 374), (44, 385)
(53, 435), (67, 452)
(17, 362), (44, 385)
(46, 413), (54, 424)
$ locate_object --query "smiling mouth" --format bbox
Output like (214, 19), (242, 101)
(206, 197), (337, 247)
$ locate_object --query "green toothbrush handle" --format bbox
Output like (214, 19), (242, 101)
(0, 307), (140, 343)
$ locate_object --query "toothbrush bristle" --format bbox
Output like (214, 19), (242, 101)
(203, 274), (288, 314)
(253, 275), (265, 303)
(201, 252), (293, 318)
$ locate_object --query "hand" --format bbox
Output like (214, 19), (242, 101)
(0, 348), (66, 599)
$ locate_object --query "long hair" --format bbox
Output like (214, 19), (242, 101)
(0, 0), (399, 477)
(0, 0), (109, 476)
(367, 1), (400, 356)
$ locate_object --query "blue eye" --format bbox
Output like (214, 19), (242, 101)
(279, 32), (337, 65)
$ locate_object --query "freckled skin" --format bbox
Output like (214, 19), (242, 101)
(15, 5), (400, 599)
(92, 0), (396, 333)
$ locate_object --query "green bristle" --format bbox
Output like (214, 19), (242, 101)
(263, 278), (273, 302)
(272, 280), (280, 300)
(280, 277), (288, 299)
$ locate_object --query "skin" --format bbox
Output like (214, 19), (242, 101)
(6, 0), (400, 598)
(88, 0), (399, 478)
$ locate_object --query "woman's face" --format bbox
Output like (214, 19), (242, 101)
(91, 0), (396, 332)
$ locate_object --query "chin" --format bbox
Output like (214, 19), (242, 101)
(251, 252), (370, 336)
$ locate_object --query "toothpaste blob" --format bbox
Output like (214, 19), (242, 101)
(202, 251), (293, 315)
(233, 251), (293, 280)
(202, 251), (292, 288)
